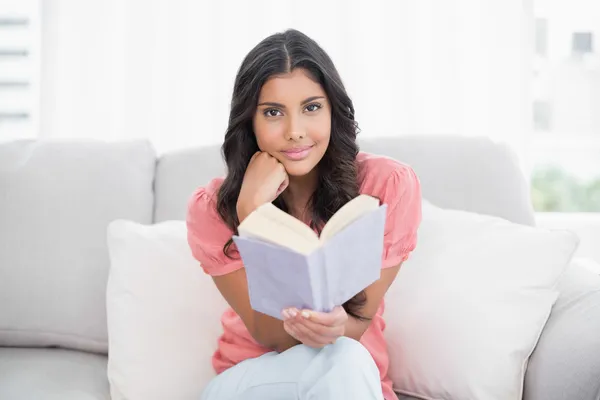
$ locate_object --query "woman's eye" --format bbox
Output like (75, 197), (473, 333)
(264, 109), (281, 117)
(305, 103), (322, 112)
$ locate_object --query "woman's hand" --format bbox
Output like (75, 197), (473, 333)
(236, 151), (289, 222)
(281, 306), (348, 348)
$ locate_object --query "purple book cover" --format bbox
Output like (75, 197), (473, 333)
(232, 205), (387, 320)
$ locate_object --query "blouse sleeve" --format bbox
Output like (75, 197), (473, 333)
(185, 187), (243, 276)
(380, 165), (422, 269)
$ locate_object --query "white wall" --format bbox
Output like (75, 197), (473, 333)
(40, 0), (531, 155)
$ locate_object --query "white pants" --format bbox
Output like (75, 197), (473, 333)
(201, 337), (385, 400)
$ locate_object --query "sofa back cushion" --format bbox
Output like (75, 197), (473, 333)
(154, 135), (535, 226)
(358, 135), (535, 225)
(0, 139), (156, 353)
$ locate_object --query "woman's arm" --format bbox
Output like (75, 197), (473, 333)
(282, 263), (402, 346)
(187, 153), (298, 353)
(211, 263), (404, 353)
(200, 152), (300, 353)
(212, 263), (401, 353)
(212, 268), (300, 353)
(344, 263), (401, 340)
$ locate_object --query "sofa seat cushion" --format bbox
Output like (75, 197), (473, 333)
(0, 348), (109, 400)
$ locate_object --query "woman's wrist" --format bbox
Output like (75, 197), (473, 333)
(251, 309), (300, 352)
(237, 197), (265, 223)
(236, 201), (252, 223)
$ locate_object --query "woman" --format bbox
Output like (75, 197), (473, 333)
(186, 28), (421, 400)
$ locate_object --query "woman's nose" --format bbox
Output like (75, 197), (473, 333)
(285, 116), (305, 141)
(286, 130), (305, 141)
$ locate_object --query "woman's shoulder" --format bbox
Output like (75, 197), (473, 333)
(356, 152), (422, 268)
(186, 177), (227, 229)
(186, 177), (244, 275)
(356, 151), (420, 200)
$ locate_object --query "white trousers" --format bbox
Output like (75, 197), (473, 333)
(200, 337), (385, 400)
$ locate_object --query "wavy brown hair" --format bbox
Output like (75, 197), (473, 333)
(216, 29), (369, 320)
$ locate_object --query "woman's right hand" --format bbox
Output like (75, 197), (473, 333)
(236, 151), (289, 223)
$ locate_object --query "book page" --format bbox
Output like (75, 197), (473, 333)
(319, 195), (380, 243)
(238, 203), (320, 255)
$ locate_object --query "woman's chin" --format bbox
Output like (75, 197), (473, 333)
(282, 160), (318, 177)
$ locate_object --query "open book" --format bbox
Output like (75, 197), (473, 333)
(232, 194), (387, 320)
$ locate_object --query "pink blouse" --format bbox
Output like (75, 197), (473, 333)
(186, 151), (422, 400)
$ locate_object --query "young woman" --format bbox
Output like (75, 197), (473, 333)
(186, 29), (422, 400)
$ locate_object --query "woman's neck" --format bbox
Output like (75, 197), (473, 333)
(283, 169), (318, 221)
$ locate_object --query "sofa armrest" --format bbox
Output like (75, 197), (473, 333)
(524, 260), (600, 400)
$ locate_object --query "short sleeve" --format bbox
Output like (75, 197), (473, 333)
(380, 165), (422, 269)
(186, 185), (243, 276)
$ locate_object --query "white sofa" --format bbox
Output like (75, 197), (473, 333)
(1, 135), (599, 400)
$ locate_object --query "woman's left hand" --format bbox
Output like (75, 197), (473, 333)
(282, 306), (348, 348)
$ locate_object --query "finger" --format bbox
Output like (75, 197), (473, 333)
(276, 161), (287, 174)
(276, 174), (289, 197)
(293, 315), (341, 339)
(284, 321), (322, 348)
(282, 170), (289, 187)
(284, 307), (343, 333)
(249, 151), (261, 164)
(300, 306), (347, 327)
(286, 307), (341, 330)
(292, 319), (333, 346)
(283, 320), (299, 341)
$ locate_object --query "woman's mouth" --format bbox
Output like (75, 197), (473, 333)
(281, 145), (314, 161)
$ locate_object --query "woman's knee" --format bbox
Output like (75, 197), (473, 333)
(296, 338), (382, 398)
(285, 338), (378, 374)
(325, 337), (378, 369)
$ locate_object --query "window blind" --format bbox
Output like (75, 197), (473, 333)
(0, 0), (39, 141)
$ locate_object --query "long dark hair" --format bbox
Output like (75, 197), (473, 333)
(216, 29), (369, 321)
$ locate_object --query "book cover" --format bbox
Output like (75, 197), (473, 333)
(232, 204), (387, 320)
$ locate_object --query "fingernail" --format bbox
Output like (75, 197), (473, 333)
(282, 309), (290, 319)
(289, 308), (297, 317)
(301, 310), (310, 319)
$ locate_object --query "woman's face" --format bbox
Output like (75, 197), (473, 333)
(253, 68), (331, 177)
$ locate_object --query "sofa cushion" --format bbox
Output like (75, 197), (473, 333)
(0, 347), (109, 400)
(154, 144), (225, 222)
(0, 139), (156, 353)
(358, 135), (535, 226)
(384, 201), (578, 400)
(105, 219), (228, 400)
(153, 135), (535, 226)
(104, 218), (427, 400)
(524, 259), (600, 400)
